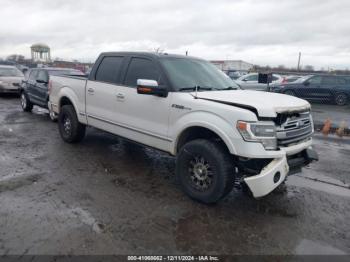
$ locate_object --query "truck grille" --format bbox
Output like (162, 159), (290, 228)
(276, 111), (313, 146)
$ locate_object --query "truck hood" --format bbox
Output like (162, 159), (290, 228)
(192, 90), (310, 117)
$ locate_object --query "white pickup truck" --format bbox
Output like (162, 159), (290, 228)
(49, 52), (318, 203)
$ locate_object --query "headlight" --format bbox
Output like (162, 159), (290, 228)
(237, 121), (277, 150)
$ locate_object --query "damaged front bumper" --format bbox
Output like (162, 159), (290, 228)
(243, 142), (318, 198)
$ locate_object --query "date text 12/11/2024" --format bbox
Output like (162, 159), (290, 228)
(127, 255), (220, 261)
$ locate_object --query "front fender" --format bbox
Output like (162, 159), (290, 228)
(170, 111), (239, 155)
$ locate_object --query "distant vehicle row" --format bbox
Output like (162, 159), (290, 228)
(270, 75), (350, 106)
(232, 72), (349, 106)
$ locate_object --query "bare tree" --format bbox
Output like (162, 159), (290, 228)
(7, 54), (25, 62)
(154, 47), (164, 54)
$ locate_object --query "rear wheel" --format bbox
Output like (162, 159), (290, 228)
(284, 90), (296, 96)
(58, 105), (86, 143)
(334, 93), (348, 106)
(20, 92), (33, 112)
(176, 139), (235, 204)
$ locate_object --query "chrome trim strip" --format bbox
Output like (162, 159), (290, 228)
(87, 114), (173, 142)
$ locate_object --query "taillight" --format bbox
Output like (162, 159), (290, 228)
(281, 77), (288, 84)
(48, 80), (53, 95)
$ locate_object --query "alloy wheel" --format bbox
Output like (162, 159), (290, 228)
(21, 94), (27, 109)
(63, 116), (72, 135)
(187, 155), (214, 192)
(335, 93), (347, 106)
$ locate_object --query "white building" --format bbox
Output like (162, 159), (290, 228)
(210, 60), (254, 72)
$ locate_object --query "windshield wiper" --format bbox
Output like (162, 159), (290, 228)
(178, 86), (214, 92)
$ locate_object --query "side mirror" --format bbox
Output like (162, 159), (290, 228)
(137, 79), (167, 97)
(242, 79), (248, 82)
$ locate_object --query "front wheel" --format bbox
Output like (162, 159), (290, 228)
(20, 92), (33, 112)
(176, 139), (235, 204)
(58, 105), (86, 143)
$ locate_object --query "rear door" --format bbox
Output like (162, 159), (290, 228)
(335, 77), (349, 95)
(85, 55), (125, 133)
(320, 76), (337, 102)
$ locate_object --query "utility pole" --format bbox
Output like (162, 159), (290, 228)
(297, 52), (301, 71)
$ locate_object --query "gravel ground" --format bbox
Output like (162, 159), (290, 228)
(0, 95), (349, 255)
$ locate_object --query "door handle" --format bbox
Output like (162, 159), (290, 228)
(87, 88), (94, 94)
(116, 93), (125, 101)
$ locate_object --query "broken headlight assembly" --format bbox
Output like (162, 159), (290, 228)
(236, 121), (277, 150)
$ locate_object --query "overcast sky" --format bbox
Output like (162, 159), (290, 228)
(1, 0), (349, 69)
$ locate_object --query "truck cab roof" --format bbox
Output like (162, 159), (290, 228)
(99, 51), (203, 61)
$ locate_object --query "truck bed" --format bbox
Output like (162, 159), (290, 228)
(49, 75), (88, 124)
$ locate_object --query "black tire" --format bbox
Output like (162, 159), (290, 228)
(334, 93), (348, 106)
(176, 139), (235, 204)
(58, 105), (86, 143)
(284, 90), (296, 96)
(20, 92), (33, 112)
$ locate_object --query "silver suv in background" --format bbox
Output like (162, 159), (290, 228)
(0, 65), (24, 94)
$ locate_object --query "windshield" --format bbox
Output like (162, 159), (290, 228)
(0, 67), (24, 77)
(48, 69), (85, 76)
(160, 58), (240, 91)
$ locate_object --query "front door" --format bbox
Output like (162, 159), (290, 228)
(114, 56), (172, 151)
(34, 70), (49, 107)
(26, 69), (38, 102)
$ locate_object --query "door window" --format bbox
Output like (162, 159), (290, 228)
(124, 58), (161, 87)
(95, 56), (124, 84)
(244, 74), (258, 81)
(322, 76), (336, 85)
(28, 70), (38, 81)
(344, 77), (350, 85)
(336, 77), (347, 85)
(308, 76), (322, 85)
(37, 70), (48, 82)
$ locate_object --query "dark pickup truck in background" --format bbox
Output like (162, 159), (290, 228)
(20, 67), (85, 121)
(270, 75), (350, 106)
